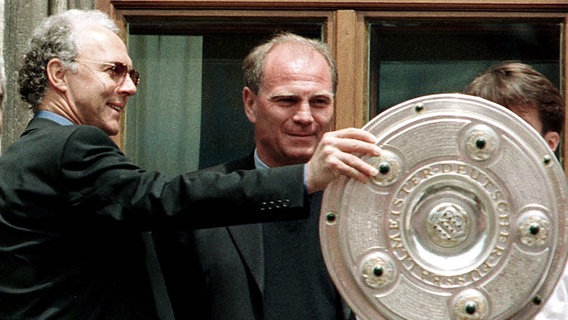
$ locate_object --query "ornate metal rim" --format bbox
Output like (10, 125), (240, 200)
(320, 93), (568, 320)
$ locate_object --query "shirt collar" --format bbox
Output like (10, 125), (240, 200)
(34, 110), (74, 126)
(253, 148), (269, 169)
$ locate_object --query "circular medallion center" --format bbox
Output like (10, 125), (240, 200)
(427, 202), (468, 248)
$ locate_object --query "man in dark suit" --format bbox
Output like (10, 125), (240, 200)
(184, 32), (354, 319)
(0, 10), (382, 320)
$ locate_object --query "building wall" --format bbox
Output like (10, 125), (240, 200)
(0, 0), (4, 151)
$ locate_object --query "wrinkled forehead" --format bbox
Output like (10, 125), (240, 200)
(75, 25), (131, 63)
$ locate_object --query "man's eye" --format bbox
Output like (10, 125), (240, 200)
(274, 97), (297, 105)
(106, 65), (119, 75)
(311, 99), (331, 107)
(108, 63), (127, 77)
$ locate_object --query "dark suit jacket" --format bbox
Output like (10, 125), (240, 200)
(172, 153), (352, 320)
(0, 118), (310, 320)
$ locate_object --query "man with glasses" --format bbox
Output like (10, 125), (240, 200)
(0, 9), (381, 319)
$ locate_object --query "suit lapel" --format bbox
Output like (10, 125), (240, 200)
(227, 152), (266, 293)
(227, 223), (265, 292)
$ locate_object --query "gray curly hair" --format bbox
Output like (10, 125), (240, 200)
(18, 9), (119, 110)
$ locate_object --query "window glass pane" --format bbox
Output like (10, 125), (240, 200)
(369, 21), (562, 116)
(124, 22), (322, 176)
(126, 35), (204, 177)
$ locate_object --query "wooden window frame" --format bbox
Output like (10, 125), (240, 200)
(98, 0), (568, 172)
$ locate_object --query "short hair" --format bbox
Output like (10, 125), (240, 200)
(18, 9), (119, 110)
(242, 31), (338, 95)
(465, 61), (565, 135)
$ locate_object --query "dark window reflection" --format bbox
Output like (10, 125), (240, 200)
(369, 21), (562, 117)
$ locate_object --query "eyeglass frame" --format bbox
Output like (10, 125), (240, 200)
(73, 59), (141, 86)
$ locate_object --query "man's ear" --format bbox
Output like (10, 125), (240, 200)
(46, 58), (69, 92)
(243, 86), (257, 123)
(543, 131), (560, 152)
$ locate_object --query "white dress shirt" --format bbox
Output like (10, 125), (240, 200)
(535, 263), (568, 319)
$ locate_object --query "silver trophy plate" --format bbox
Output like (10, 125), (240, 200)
(320, 93), (568, 320)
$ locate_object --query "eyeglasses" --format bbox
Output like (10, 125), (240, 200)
(74, 59), (140, 86)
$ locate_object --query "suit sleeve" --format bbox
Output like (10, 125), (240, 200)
(61, 125), (309, 229)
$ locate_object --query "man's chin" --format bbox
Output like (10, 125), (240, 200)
(286, 149), (313, 163)
(103, 124), (120, 136)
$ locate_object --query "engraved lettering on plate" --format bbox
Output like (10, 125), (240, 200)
(320, 94), (568, 320)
